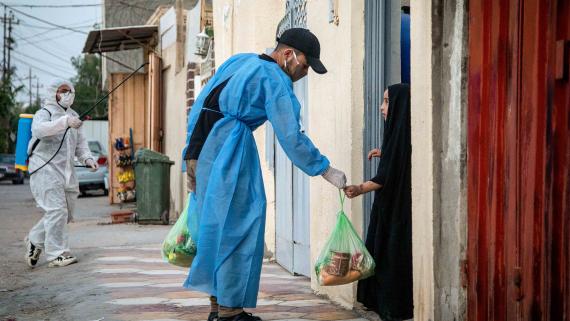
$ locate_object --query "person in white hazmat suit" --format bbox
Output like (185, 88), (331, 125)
(25, 79), (98, 268)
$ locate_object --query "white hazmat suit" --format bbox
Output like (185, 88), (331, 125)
(27, 79), (94, 261)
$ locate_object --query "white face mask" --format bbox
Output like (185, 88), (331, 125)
(58, 91), (75, 108)
(284, 51), (300, 77)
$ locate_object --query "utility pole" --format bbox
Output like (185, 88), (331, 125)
(2, 6), (6, 81)
(5, 11), (18, 76)
(36, 78), (39, 106)
(29, 67), (32, 107)
(1, 9), (18, 82)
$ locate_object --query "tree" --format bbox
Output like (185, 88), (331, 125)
(70, 54), (107, 119)
(0, 73), (23, 153)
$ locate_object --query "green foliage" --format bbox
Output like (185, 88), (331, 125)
(22, 101), (40, 115)
(205, 25), (214, 38)
(0, 73), (24, 153)
(70, 54), (107, 119)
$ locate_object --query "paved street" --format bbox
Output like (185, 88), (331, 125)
(90, 247), (366, 321)
(0, 180), (369, 321)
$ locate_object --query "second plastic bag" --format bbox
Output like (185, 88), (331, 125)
(315, 193), (375, 286)
(161, 193), (199, 267)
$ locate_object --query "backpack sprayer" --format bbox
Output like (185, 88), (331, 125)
(14, 62), (148, 175)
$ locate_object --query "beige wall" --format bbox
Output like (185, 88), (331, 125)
(162, 40), (189, 219)
(410, 0), (435, 320)
(212, 0), (285, 258)
(213, 0), (284, 63)
(306, 0), (365, 308)
(410, 1), (469, 320)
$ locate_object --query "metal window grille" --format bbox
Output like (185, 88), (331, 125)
(276, 0), (307, 38)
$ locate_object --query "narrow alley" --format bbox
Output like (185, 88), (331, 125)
(0, 180), (368, 321)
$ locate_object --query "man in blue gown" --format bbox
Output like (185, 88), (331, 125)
(182, 28), (346, 321)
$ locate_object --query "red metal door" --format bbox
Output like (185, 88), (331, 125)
(468, 0), (569, 320)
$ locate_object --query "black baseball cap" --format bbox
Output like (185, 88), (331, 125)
(277, 28), (327, 74)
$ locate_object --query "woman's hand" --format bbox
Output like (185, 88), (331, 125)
(367, 148), (381, 160)
(344, 185), (363, 199)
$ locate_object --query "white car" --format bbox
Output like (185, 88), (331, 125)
(76, 141), (109, 196)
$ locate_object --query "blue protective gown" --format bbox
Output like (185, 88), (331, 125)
(183, 53), (330, 308)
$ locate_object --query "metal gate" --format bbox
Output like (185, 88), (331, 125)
(363, 0), (385, 236)
(467, 0), (569, 320)
(362, 0), (408, 235)
(274, 0), (311, 277)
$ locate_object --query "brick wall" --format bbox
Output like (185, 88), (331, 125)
(186, 62), (198, 111)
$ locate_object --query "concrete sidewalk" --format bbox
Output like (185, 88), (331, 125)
(91, 245), (367, 321)
(0, 181), (370, 321)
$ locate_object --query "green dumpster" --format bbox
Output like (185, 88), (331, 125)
(134, 148), (175, 224)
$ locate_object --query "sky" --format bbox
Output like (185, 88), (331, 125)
(1, 0), (102, 106)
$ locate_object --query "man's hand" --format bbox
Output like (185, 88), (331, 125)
(344, 185), (363, 199)
(367, 148), (381, 160)
(86, 158), (99, 172)
(322, 166), (347, 189)
(67, 116), (82, 129)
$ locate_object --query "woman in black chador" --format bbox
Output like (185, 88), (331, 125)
(344, 83), (413, 321)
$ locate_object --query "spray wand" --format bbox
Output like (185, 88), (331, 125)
(29, 62), (149, 176)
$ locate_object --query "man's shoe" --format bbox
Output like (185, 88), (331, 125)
(207, 311), (218, 321)
(48, 254), (78, 267)
(25, 239), (42, 267)
(219, 312), (262, 321)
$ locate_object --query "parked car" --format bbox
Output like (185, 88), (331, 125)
(0, 154), (25, 184)
(76, 141), (109, 196)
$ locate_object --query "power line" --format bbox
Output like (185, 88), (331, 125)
(0, 3), (88, 35)
(19, 22), (59, 30)
(13, 28), (79, 57)
(7, 4), (101, 8)
(21, 16), (100, 29)
(16, 27), (89, 42)
(12, 55), (73, 78)
(16, 27), (57, 40)
(17, 23), (94, 42)
(11, 16), (95, 55)
(8, 2), (161, 59)
(26, 30), (79, 44)
(12, 31), (75, 65)
(13, 72), (33, 95)
(14, 50), (71, 72)
(13, 50), (73, 73)
(12, 55), (74, 77)
(19, 21), (94, 31)
(14, 71), (42, 106)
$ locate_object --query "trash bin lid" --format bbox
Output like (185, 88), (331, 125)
(134, 148), (174, 164)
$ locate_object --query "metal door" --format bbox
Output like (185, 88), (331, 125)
(275, 137), (294, 272)
(363, 0), (386, 237)
(273, 0), (311, 277)
(467, 0), (569, 320)
(291, 78), (310, 276)
(275, 77), (311, 276)
(363, 0), (405, 236)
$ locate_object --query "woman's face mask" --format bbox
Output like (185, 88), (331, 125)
(57, 90), (75, 108)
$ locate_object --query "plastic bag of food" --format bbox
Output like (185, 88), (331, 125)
(161, 193), (198, 267)
(314, 192), (375, 286)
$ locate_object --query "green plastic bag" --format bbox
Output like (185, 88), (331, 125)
(161, 194), (197, 267)
(315, 192), (375, 286)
